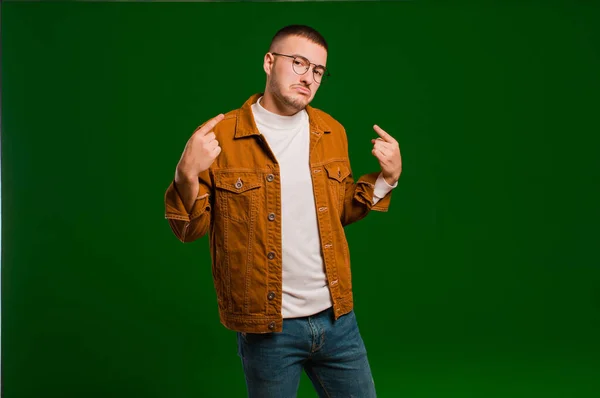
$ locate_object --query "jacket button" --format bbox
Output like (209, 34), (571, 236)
(268, 322), (276, 330)
(267, 292), (275, 300)
(235, 177), (243, 189)
(267, 252), (275, 260)
(268, 213), (275, 221)
(266, 174), (274, 182)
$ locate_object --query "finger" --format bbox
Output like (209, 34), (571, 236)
(212, 145), (222, 156)
(373, 141), (390, 156)
(196, 113), (225, 136)
(208, 139), (219, 150)
(371, 147), (387, 161)
(204, 132), (216, 142)
(372, 139), (392, 151)
(373, 124), (395, 144)
(376, 147), (390, 157)
(373, 140), (391, 151)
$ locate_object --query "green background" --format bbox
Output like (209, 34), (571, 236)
(2, 1), (600, 397)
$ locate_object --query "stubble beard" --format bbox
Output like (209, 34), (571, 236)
(269, 74), (309, 113)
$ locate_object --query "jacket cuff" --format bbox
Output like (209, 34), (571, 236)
(164, 180), (211, 221)
(356, 172), (393, 212)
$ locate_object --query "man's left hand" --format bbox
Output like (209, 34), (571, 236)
(371, 125), (402, 186)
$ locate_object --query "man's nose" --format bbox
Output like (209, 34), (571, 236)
(300, 70), (314, 85)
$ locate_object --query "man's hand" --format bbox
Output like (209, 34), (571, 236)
(371, 124), (402, 186)
(176, 113), (225, 181)
(174, 113), (224, 212)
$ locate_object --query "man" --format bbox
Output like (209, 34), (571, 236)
(164, 25), (402, 397)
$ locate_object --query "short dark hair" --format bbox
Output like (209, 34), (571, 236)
(269, 25), (328, 52)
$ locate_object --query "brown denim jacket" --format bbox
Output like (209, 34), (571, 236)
(164, 93), (393, 333)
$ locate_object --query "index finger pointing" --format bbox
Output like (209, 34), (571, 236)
(373, 124), (394, 143)
(196, 113), (225, 136)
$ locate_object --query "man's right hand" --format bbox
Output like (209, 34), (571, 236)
(176, 113), (225, 180)
(174, 113), (225, 212)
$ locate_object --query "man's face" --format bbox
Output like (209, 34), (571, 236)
(265, 35), (328, 112)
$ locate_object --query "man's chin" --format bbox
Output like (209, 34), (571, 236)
(283, 95), (310, 111)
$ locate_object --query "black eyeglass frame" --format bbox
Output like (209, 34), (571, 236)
(270, 52), (331, 83)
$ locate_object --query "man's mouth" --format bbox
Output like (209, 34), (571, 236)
(294, 86), (311, 95)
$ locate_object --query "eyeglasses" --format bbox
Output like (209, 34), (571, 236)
(271, 52), (330, 84)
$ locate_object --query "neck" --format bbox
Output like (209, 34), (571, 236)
(260, 91), (302, 117)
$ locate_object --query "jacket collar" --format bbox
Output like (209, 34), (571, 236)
(234, 93), (331, 138)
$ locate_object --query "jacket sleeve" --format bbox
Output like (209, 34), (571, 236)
(339, 128), (393, 227)
(164, 168), (213, 243)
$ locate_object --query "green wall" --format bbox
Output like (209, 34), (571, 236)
(2, 1), (599, 397)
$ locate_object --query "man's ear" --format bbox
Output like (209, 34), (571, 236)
(264, 53), (274, 76)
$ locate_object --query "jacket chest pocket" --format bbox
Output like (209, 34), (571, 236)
(214, 172), (263, 223)
(324, 161), (351, 212)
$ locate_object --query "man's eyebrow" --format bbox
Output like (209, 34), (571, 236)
(292, 53), (326, 69)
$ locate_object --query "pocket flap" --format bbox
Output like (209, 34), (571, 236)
(324, 162), (351, 183)
(214, 173), (263, 194)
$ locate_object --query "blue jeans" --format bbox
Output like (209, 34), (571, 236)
(236, 307), (377, 397)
